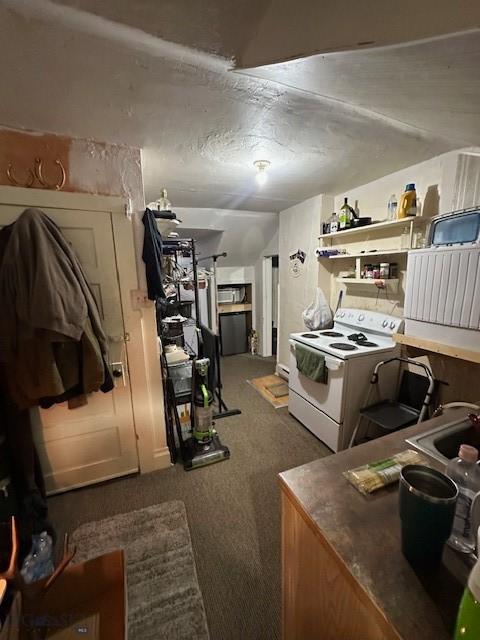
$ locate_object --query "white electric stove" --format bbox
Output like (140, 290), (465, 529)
(288, 308), (404, 451)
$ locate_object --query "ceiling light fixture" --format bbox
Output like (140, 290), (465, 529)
(254, 160), (271, 186)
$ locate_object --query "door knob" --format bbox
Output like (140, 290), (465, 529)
(111, 362), (126, 386)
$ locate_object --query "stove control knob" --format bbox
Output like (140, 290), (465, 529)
(340, 311), (345, 317)
(382, 319), (388, 328)
(389, 321), (396, 330)
(358, 314), (365, 322)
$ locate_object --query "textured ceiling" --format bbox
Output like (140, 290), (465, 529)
(48, 0), (270, 60)
(0, 1), (478, 212)
(243, 31), (480, 149)
(45, 0), (480, 66)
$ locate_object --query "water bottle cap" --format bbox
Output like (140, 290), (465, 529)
(405, 183), (415, 191)
(459, 444), (479, 463)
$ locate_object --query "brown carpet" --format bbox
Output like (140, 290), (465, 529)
(48, 354), (331, 640)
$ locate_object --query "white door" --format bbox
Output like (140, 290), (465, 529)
(0, 188), (139, 494)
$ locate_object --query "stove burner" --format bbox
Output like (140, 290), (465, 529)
(319, 331), (344, 337)
(329, 342), (358, 351)
(359, 341), (378, 347)
(301, 333), (319, 338)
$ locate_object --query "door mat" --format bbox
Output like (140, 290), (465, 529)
(265, 382), (289, 398)
(71, 501), (210, 640)
(248, 374), (289, 409)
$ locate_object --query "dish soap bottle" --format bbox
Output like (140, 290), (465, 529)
(397, 184), (417, 218)
(454, 527), (480, 640)
(447, 444), (480, 553)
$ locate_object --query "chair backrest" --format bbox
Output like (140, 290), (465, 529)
(397, 370), (431, 411)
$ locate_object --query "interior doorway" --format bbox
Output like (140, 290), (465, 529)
(261, 255), (279, 358)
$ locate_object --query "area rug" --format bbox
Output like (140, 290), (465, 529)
(248, 374), (289, 409)
(71, 501), (210, 640)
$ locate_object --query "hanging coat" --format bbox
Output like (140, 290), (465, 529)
(142, 208), (166, 300)
(0, 208), (113, 408)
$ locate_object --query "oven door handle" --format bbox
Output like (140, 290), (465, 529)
(289, 339), (344, 371)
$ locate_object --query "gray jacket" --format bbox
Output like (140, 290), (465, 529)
(0, 208), (110, 408)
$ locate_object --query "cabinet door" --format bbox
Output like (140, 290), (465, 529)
(0, 190), (138, 494)
(282, 490), (401, 640)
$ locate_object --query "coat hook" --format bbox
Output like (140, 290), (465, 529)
(6, 163), (35, 188)
(35, 157), (66, 190)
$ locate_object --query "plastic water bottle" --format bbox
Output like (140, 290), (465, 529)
(21, 531), (54, 583)
(447, 445), (480, 553)
(387, 194), (397, 221)
(454, 527), (480, 639)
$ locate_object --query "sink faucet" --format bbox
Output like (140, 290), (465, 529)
(469, 413), (480, 431)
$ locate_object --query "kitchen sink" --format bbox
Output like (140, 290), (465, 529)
(406, 416), (480, 466)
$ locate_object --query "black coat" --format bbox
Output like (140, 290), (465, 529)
(142, 208), (165, 301)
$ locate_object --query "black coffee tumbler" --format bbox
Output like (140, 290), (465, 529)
(399, 464), (458, 569)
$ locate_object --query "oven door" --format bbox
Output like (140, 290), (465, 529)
(288, 340), (345, 422)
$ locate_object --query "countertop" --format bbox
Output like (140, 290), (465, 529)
(279, 408), (474, 640)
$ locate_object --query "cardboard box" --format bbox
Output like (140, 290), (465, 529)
(1, 550), (126, 640)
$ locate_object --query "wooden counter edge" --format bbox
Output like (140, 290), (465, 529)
(279, 477), (402, 640)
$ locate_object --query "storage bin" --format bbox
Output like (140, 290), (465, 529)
(168, 360), (192, 396)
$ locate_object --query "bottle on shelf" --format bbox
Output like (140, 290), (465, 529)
(447, 444), (480, 553)
(339, 197), (355, 229)
(400, 227), (410, 249)
(328, 212), (339, 233)
(397, 183), (417, 218)
(454, 527), (480, 640)
(387, 194), (398, 221)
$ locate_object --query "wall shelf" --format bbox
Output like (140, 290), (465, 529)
(322, 249), (410, 260)
(393, 333), (480, 364)
(336, 277), (399, 293)
(218, 302), (252, 314)
(318, 217), (429, 240)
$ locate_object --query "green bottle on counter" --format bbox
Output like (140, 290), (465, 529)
(454, 529), (480, 639)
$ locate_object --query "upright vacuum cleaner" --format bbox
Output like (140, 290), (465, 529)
(183, 357), (230, 470)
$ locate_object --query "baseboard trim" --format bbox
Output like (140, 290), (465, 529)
(151, 447), (172, 470)
(276, 362), (289, 381)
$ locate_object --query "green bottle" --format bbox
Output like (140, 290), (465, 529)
(454, 528), (480, 639)
(339, 197), (356, 229)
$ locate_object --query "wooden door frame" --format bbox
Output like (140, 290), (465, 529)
(0, 185), (170, 474)
(261, 256), (273, 357)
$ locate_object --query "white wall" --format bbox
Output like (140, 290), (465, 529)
(176, 207), (278, 267)
(334, 150), (461, 219)
(277, 194), (333, 368)
(176, 207), (279, 345)
(328, 148), (473, 317)
(276, 148), (479, 370)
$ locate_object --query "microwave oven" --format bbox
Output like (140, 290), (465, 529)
(427, 207), (480, 247)
(217, 287), (245, 304)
